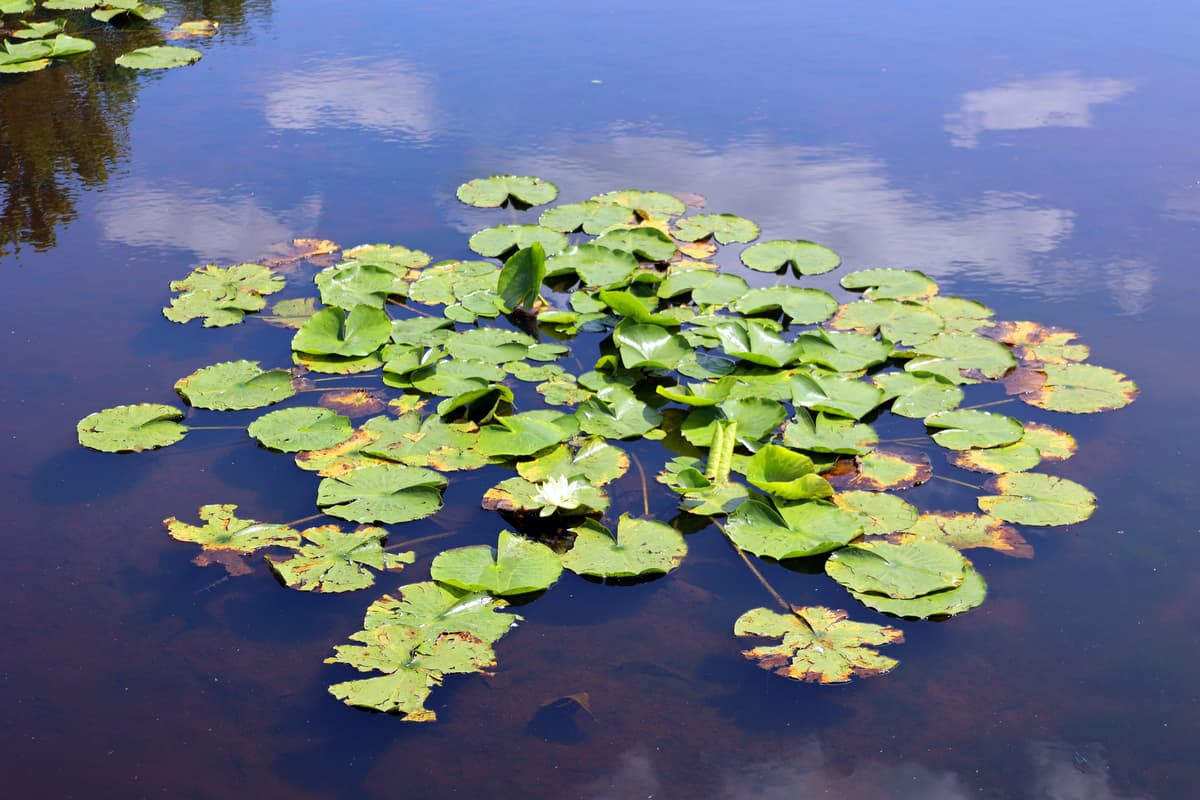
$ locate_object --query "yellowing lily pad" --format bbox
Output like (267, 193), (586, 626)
(1021, 363), (1138, 413)
(832, 450), (932, 491)
(832, 491), (918, 536)
(907, 512), (1032, 558)
(164, 504), (300, 552)
(266, 525), (414, 592)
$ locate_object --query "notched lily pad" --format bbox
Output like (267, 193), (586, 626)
(740, 240), (840, 275)
(1021, 363), (1137, 413)
(734, 606), (903, 684)
(77, 403), (187, 452)
(164, 504), (300, 552)
(672, 213), (760, 244)
(175, 360), (297, 410)
(562, 515), (687, 578)
(163, 263), (285, 327)
(266, 525), (414, 592)
(431, 530), (563, 595)
(977, 472), (1096, 526)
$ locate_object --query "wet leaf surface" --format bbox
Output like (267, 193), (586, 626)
(164, 504), (300, 553)
(77, 403), (186, 452)
(562, 515), (687, 578)
(734, 606), (903, 683)
(431, 530), (563, 595)
(266, 525), (414, 592)
(175, 360), (297, 410)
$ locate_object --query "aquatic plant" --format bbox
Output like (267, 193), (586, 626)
(77, 175), (1137, 720)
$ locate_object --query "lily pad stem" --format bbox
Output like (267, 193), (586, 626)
(959, 398), (1016, 411)
(283, 512), (326, 527)
(298, 387), (378, 393)
(310, 374), (380, 382)
(932, 474), (983, 490)
(187, 425), (246, 431)
(711, 518), (795, 617)
(629, 452), (650, 516)
(382, 530), (455, 552)
(387, 298), (433, 317)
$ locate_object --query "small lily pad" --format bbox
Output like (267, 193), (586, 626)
(734, 605), (903, 684)
(116, 45), (202, 70)
(672, 213), (760, 244)
(431, 530), (563, 595)
(77, 403), (187, 453)
(456, 175), (558, 208)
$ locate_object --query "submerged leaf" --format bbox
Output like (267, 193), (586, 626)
(734, 606), (903, 684)
(77, 403), (187, 452)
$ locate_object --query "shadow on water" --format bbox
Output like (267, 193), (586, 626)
(30, 445), (156, 504)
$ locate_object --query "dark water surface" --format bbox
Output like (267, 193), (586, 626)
(3, 1), (1198, 797)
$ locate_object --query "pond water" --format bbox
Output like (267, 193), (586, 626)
(3, 1), (1199, 797)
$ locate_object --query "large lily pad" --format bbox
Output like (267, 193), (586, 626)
(832, 491), (918, 536)
(456, 175), (558, 208)
(924, 409), (1024, 450)
(248, 407), (353, 452)
(539, 201), (634, 234)
(431, 530), (563, 595)
(826, 535), (969, 599)
(905, 333), (1016, 383)
(315, 263), (406, 308)
(164, 504), (300, 552)
(734, 606), (903, 684)
(468, 224), (566, 258)
(725, 498), (862, 559)
(790, 372), (884, 420)
(589, 189), (685, 218)
(1021, 363), (1137, 413)
(977, 472), (1096, 525)
(292, 305), (391, 357)
(562, 515), (687, 578)
(175, 360), (296, 410)
(116, 45), (202, 70)
(743, 445), (834, 500)
(841, 268), (937, 301)
(475, 411), (575, 457)
(317, 465), (447, 524)
(163, 263), (285, 327)
(908, 512), (1032, 558)
(730, 287), (838, 325)
(614, 321), (690, 370)
(672, 213), (760, 244)
(77, 403), (187, 452)
(739, 240), (840, 275)
(850, 565), (987, 619)
(266, 525), (414, 592)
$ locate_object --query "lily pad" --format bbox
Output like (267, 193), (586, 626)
(431, 530), (563, 595)
(672, 213), (760, 244)
(116, 45), (202, 70)
(0, 33), (94, 73)
(1021, 422), (1077, 461)
(517, 439), (629, 485)
(77, 403), (187, 453)
(989, 321), (1089, 364)
(11, 19), (67, 40)
(248, 407), (353, 452)
(497, 243), (546, 313)
(547, 244), (639, 288)
(266, 525), (414, 592)
(831, 299), (944, 346)
(948, 442), (1041, 474)
(739, 240), (841, 275)
(908, 512), (1032, 558)
(850, 565), (987, 619)
(539, 201), (634, 234)
(833, 450), (932, 491)
(924, 410), (1024, 450)
(734, 606), (903, 684)
(316, 464), (447, 524)
(93, 1), (164, 22)
(905, 333), (1016, 383)
(164, 504), (300, 552)
(731, 287), (838, 325)
(782, 409), (877, 455)
(825, 536), (969, 599)
(175, 360), (297, 410)
(576, 386), (663, 439)
(725, 498), (863, 559)
(164, 263), (285, 327)
(563, 515), (687, 578)
(293, 305), (391, 358)
(295, 427), (388, 477)
(872, 372), (964, 418)
(482, 475), (608, 517)
(977, 472), (1096, 526)
(468, 224), (566, 259)
(790, 372), (884, 421)
(166, 19), (219, 39)
(743, 445), (834, 500)
(614, 321), (690, 369)
(589, 189), (685, 218)
(841, 268), (937, 301)
(476, 411), (575, 457)
(456, 175), (558, 208)
(832, 491), (918, 536)
(592, 227), (677, 262)
(315, 263), (406, 308)
(1021, 363), (1138, 413)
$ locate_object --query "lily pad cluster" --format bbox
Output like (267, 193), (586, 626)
(0, 1), (210, 72)
(76, 176), (1136, 715)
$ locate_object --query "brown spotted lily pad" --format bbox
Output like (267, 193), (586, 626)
(1021, 363), (1138, 413)
(906, 511), (1033, 558)
(830, 450), (932, 491)
(734, 605), (903, 684)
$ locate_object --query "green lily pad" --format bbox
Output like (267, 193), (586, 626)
(831, 299), (944, 346)
(872, 372), (964, 418)
(482, 474), (608, 517)
(175, 360), (296, 410)
(734, 605), (903, 684)
(977, 472), (1096, 526)
(925, 296), (994, 334)
(1021, 363), (1138, 413)
(715, 320), (798, 368)
(825, 536), (968, 599)
(908, 512), (1032, 558)
(841, 268), (938, 301)
(431, 530), (563, 595)
(409, 260), (498, 306)
(295, 305), (390, 358)
(116, 45), (201, 70)
(834, 450), (932, 491)
(295, 427), (389, 477)
(11, 19), (67, 40)
(317, 464), (447, 524)
(344, 242), (429, 268)
(597, 289), (678, 326)
(592, 227), (677, 261)
(261, 297), (319, 329)
(672, 213), (759, 244)
(832, 491), (918, 536)
(562, 515), (687, 578)
(546, 244), (639, 288)
(517, 439), (629, 485)
(743, 445), (834, 500)
(850, 564), (987, 619)
(248, 407), (353, 452)
(614, 321), (690, 369)
(589, 189), (685, 218)
(725, 498), (862, 559)
(468, 225), (566, 259)
(790, 372), (884, 421)
(475, 411), (575, 457)
(905, 333), (1017, 383)
(163, 263), (285, 327)
(539, 201), (634, 234)
(266, 525), (414, 592)
(782, 409), (877, 455)
(362, 581), (520, 642)
(0, 33), (94, 73)
(76, 403), (187, 453)
(0, 0), (35, 12)
(924, 410), (1024, 450)
(456, 175), (558, 208)
(164, 504), (300, 552)
(496, 243), (546, 313)
(739, 240), (841, 275)
(793, 329), (891, 372)
(949, 441), (1041, 474)
(315, 263), (406, 308)
(92, 1), (164, 22)
(731, 287), (838, 325)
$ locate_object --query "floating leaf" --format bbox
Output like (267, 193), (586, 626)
(317, 465), (447, 524)
(833, 450), (932, 491)
(0, 34), (94, 73)
(497, 243), (546, 313)
(431, 530), (563, 595)
(831, 299), (944, 345)
(266, 525), (413, 592)
(165, 19), (219, 39)
(925, 296), (994, 334)
(715, 320), (798, 368)
(614, 321), (690, 370)
(905, 333), (1016, 383)
(988, 321), (1089, 364)
(93, 1), (164, 22)
(163, 263), (285, 327)
(539, 201), (635, 234)
(315, 262), (406, 308)
(292, 305), (390, 357)
(782, 409), (877, 455)
(793, 329), (891, 373)
(589, 189), (685, 218)
(1021, 422), (1076, 461)
(734, 606), (903, 684)
(1021, 363), (1137, 413)
(295, 427), (387, 477)
(725, 498), (862, 559)
(456, 175), (558, 208)
(924, 410), (1024, 450)
(576, 386), (663, 439)
(832, 491), (918, 536)
(739, 240), (840, 275)
(563, 515), (686, 578)
(743, 445), (834, 500)
(77, 403), (187, 453)
(546, 244), (638, 287)
(468, 224), (566, 258)
(517, 439), (629, 485)
(790, 372), (884, 421)
(164, 504), (300, 552)
(482, 475), (608, 517)
(851, 565), (987, 619)
(592, 227), (677, 261)
(175, 360), (297, 410)
(116, 45), (201, 70)
(11, 19), (67, 40)
(977, 472), (1096, 526)
(731, 287), (838, 325)
(841, 268), (937, 301)
(908, 512), (1032, 558)
(475, 411), (575, 457)
(248, 407), (353, 452)
(872, 372), (964, 418)
(826, 535), (968, 599)
(672, 213), (759, 244)
(318, 390), (386, 417)
(949, 442), (1041, 474)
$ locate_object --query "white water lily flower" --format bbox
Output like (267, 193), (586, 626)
(531, 474), (588, 516)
